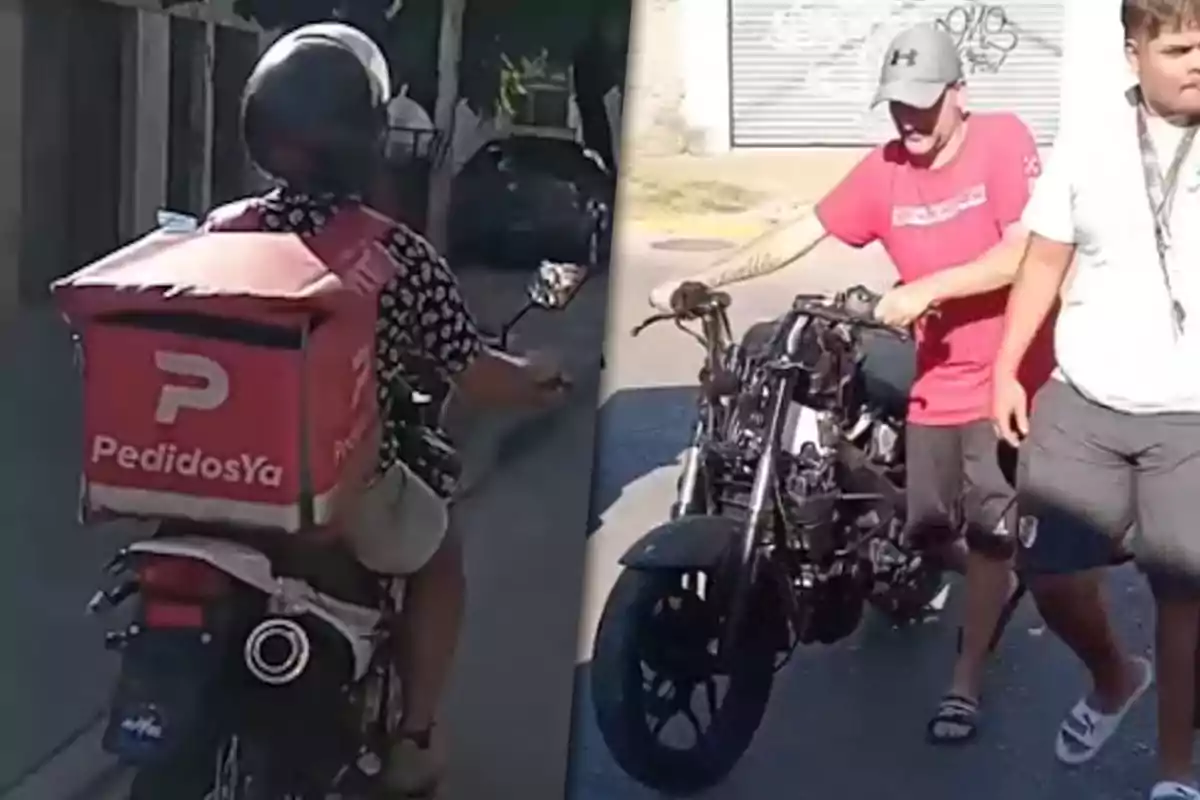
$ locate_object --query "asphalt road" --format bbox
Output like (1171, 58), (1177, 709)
(566, 230), (1161, 800)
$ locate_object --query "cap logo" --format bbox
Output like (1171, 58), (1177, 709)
(890, 48), (918, 67)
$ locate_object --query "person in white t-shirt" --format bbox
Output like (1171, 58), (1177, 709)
(993, 2), (1200, 797)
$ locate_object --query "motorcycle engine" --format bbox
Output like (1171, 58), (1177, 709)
(781, 455), (868, 646)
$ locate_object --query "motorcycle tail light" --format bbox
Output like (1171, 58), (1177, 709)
(143, 600), (206, 629)
(136, 556), (231, 601)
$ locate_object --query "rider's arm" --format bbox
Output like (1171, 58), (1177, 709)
(685, 149), (887, 290)
(910, 115), (1040, 304)
(995, 133), (1077, 378)
(684, 211), (831, 289)
(381, 230), (551, 408)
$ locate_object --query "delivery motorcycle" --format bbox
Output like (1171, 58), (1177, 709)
(77, 258), (588, 800)
(590, 283), (1022, 795)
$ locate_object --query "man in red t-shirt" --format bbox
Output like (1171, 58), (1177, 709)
(651, 23), (1054, 743)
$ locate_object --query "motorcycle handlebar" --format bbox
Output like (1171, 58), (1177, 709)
(790, 300), (911, 341)
(631, 281), (731, 336)
(631, 284), (913, 340)
(630, 311), (676, 336)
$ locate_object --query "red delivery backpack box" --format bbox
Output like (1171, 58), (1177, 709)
(51, 204), (397, 534)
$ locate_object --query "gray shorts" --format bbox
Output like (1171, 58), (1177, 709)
(906, 420), (1020, 558)
(1017, 379), (1200, 597)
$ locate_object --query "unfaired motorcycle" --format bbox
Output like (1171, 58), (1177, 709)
(72, 257), (586, 800)
(590, 283), (995, 795)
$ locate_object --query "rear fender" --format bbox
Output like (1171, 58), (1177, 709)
(618, 515), (741, 570)
(128, 536), (385, 681)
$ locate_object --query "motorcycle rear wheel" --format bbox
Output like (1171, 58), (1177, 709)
(127, 735), (303, 800)
(590, 567), (779, 796)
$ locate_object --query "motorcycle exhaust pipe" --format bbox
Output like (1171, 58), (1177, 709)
(244, 618), (311, 686)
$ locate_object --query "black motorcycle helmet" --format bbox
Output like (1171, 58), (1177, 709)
(241, 22), (392, 197)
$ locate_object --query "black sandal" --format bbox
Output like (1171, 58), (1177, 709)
(926, 693), (981, 744)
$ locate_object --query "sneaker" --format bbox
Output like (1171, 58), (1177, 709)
(383, 725), (446, 797)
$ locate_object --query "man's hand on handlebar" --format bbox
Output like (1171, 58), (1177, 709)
(649, 279), (684, 312)
(873, 281), (937, 328)
(523, 348), (573, 405)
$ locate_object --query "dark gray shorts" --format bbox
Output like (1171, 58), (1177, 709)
(1017, 379), (1200, 597)
(905, 420), (1020, 558)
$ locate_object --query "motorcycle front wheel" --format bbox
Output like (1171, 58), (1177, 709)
(590, 567), (779, 796)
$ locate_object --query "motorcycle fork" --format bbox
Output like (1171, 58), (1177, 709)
(719, 373), (793, 654)
(672, 417), (707, 519)
(675, 312), (734, 521)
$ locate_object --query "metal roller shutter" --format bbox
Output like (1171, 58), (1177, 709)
(729, 0), (1064, 146)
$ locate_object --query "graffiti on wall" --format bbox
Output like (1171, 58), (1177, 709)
(937, 4), (1019, 73)
(759, 0), (1038, 108)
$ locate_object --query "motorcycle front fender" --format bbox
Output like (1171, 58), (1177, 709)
(618, 515), (740, 570)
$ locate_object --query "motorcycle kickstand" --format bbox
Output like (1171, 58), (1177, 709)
(954, 577), (1028, 655)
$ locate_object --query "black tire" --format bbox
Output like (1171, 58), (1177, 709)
(129, 762), (210, 800)
(128, 736), (287, 800)
(591, 568), (777, 796)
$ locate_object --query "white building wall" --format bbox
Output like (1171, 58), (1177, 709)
(666, 0), (1135, 153)
(1058, 0), (1130, 134)
(679, 0), (730, 153)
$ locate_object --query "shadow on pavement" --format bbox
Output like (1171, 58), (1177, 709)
(587, 385), (697, 535)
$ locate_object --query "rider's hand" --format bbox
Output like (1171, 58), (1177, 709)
(649, 279), (684, 312)
(992, 371), (1029, 447)
(874, 282), (935, 327)
(523, 348), (572, 404)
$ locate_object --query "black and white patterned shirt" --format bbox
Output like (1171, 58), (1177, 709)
(206, 189), (482, 498)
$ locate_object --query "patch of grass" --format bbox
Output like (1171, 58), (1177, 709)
(623, 176), (766, 219)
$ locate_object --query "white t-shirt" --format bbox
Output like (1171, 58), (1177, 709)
(1023, 91), (1200, 414)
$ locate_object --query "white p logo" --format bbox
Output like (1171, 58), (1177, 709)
(154, 351), (230, 424)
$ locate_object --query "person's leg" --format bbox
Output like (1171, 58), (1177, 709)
(904, 423), (966, 574)
(385, 524), (466, 795)
(1131, 412), (1200, 793)
(952, 422), (1024, 706)
(1018, 380), (1150, 765)
(905, 424), (980, 742)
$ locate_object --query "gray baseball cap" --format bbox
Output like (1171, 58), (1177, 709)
(872, 23), (964, 109)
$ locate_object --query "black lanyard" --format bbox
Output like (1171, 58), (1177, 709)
(1135, 93), (1198, 337)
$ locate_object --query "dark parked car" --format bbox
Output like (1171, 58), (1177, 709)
(448, 135), (614, 271)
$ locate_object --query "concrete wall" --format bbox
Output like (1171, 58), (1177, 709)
(641, 0), (1122, 155)
(0, 0), (260, 321)
(622, 0), (730, 157)
(622, 0), (688, 156)
(1059, 0), (1128, 133)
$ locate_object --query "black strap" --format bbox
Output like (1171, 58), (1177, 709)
(1135, 91), (1198, 337)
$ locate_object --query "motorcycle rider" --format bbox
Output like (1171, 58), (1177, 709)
(206, 23), (568, 795)
(649, 23), (1053, 743)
